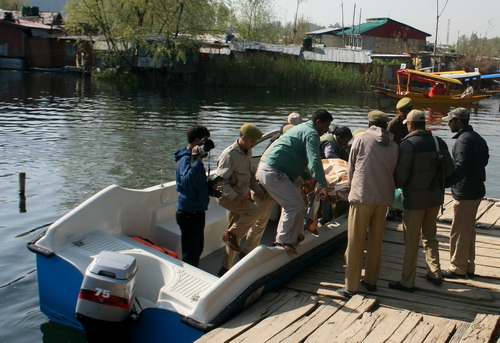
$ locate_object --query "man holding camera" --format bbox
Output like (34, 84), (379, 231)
(174, 124), (213, 267)
(217, 123), (275, 276)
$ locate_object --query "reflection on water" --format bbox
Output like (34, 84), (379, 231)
(0, 70), (499, 342)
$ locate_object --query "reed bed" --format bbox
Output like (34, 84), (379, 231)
(198, 55), (380, 92)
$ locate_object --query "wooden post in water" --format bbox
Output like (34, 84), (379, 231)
(19, 172), (26, 213)
(19, 172), (26, 195)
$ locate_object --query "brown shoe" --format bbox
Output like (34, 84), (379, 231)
(297, 233), (305, 243)
(273, 241), (298, 255)
(305, 218), (319, 236)
(222, 231), (241, 251)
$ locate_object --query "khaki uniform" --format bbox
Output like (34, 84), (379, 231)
(217, 140), (274, 270)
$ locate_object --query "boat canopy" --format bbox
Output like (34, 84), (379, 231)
(481, 73), (500, 79)
(396, 68), (462, 95)
(397, 69), (463, 85)
(437, 72), (481, 80)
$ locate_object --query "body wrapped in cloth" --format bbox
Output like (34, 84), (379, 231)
(305, 159), (350, 232)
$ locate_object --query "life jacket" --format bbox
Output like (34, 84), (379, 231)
(131, 236), (179, 258)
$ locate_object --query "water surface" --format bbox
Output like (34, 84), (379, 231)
(1, 70), (499, 341)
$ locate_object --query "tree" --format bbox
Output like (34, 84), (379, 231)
(452, 34), (500, 72)
(234, 0), (280, 43)
(63, 0), (232, 70)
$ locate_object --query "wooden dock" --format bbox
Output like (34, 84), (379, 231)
(196, 195), (500, 342)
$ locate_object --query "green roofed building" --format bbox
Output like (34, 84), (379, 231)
(306, 18), (431, 54)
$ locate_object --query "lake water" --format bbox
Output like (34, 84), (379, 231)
(1, 70), (499, 342)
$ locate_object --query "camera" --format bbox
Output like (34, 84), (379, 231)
(195, 138), (215, 158)
(207, 175), (222, 198)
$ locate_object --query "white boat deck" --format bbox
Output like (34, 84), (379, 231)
(59, 230), (219, 314)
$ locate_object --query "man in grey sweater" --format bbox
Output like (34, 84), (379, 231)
(337, 110), (399, 298)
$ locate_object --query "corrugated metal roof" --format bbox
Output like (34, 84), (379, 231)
(0, 17), (62, 30)
(230, 40), (302, 56)
(302, 47), (372, 64)
(0, 10), (62, 25)
(306, 27), (344, 35)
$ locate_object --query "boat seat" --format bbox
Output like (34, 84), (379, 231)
(61, 231), (179, 270)
(59, 231), (217, 309)
(157, 268), (215, 310)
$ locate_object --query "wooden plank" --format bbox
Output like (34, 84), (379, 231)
(476, 205), (500, 229)
(270, 298), (346, 343)
(422, 317), (457, 343)
(449, 323), (471, 343)
(476, 199), (494, 220)
(231, 294), (319, 343)
(457, 314), (500, 343)
(286, 280), (342, 297)
(304, 295), (377, 343)
(362, 308), (412, 343)
(385, 312), (423, 343)
(376, 294), (498, 323)
(437, 195), (455, 222)
(333, 311), (384, 343)
(402, 320), (434, 343)
(195, 292), (297, 343)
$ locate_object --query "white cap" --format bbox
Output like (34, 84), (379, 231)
(287, 112), (303, 125)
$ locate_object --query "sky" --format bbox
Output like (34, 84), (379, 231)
(274, 0), (500, 45)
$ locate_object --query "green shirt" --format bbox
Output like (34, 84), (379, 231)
(262, 121), (328, 188)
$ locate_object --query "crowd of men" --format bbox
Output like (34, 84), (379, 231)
(173, 99), (490, 297)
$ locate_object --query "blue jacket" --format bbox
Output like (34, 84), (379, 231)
(174, 147), (209, 212)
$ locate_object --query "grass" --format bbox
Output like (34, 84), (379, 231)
(197, 55), (381, 92)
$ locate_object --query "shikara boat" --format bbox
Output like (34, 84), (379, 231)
(374, 68), (491, 105)
(27, 131), (349, 342)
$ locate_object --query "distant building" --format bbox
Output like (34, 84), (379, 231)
(307, 18), (431, 54)
(0, 8), (87, 70)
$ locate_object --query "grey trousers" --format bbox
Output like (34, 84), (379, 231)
(257, 162), (305, 245)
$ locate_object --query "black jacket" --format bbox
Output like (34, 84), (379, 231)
(395, 130), (455, 209)
(445, 125), (489, 200)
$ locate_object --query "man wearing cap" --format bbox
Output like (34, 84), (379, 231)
(288, 112), (303, 126)
(337, 110), (398, 299)
(387, 97), (412, 145)
(257, 109), (332, 254)
(216, 123), (275, 276)
(388, 110), (454, 292)
(441, 108), (489, 279)
(268, 112), (303, 147)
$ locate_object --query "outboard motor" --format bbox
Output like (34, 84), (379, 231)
(76, 251), (137, 342)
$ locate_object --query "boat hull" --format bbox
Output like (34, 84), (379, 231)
(28, 173), (348, 341)
(31, 224), (347, 342)
(381, 91), (490, 104)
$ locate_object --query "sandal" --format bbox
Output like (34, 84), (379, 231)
(305, 218), (319, 236)
(273, 241), (298, 255)
(297, 234), (305, 243)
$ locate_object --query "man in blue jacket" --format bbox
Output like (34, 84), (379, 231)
(442, 108), (489, 279)
(174, 124), (212, 267)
